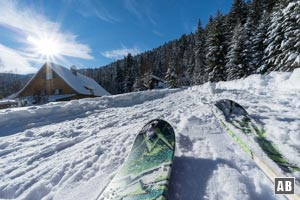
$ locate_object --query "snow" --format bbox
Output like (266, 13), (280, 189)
(1, 70), (300, 200)
(282, 68), (300, 90)
(0, 99), (17, 105)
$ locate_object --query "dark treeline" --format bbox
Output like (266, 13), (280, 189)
(81, 0), (300, 94)
(0, 73), (32, 99)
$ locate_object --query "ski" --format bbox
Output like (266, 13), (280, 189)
(213, 99), (300, 200)
(98, 119), (175, 200)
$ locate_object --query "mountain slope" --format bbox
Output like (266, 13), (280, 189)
(0, 69), (300, 200)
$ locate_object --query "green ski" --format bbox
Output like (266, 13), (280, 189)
(213, 99), (300, 200)
(99, 119), (175, 200)
(214, 99), (299, 173)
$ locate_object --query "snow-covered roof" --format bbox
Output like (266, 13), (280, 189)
(48, 63), (110, 96)
(150, 75), (166, 83)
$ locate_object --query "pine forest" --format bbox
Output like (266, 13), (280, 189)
(80, 0), (300, 94)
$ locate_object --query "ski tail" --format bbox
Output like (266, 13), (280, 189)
(214, 99), (300, 173)
(213, 99), (300, 200)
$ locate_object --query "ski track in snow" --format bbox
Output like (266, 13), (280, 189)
(1, 70), (300, 200)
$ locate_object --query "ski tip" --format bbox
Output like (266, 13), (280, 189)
(141, 119), (173, 131)
(140, 119), (175, 144)
(214, 99), (249, 116)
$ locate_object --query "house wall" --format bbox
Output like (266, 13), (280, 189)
(18, 64), (77, 97)
(59, 94), (94, 101)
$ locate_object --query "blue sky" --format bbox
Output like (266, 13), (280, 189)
(0, 0), (232, 74)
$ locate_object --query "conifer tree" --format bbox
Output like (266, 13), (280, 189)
(276, 1), (300, 71)
(252, 0), (263, 23)
(252, 11), (270, 73)
(243, 13), (256, 75)
(192, 19), (206, 85)
(263, 8), (284, 72)
(262, 0), (276, 12)
(226, 22), (248, 80)
(165, 59), (178, 89)
(205, 11), (227, 82)
(115, 61), (125, 93)
(123, 53), (135, 93)
(226, 0), (248, 33)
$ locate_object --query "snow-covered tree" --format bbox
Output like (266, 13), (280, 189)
(279, 1), (300, 71)
(251, 0), (275, 21)
(205, 11), (227, 82)
(142, 71), (154, 90)
(165, 66), (178, 88)
(263, 1), (300, 72)
(252, 11), (270, 73)
(132, 77), (145, 92)
(242, 13), (257, 75)
(226, 22), (247, 80)
(263, 8), (285, 72)
(115, 61), (125, 93)
(226, 0), (248, 33)
(123, 53), (136, 93)
(192, 20), (206, 85)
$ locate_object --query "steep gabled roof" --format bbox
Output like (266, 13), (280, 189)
(48, 62), (110, 96)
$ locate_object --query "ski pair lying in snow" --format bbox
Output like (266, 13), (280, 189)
(99, 99), (299, 200)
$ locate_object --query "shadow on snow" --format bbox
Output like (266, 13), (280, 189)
(168, 156), (275, 200)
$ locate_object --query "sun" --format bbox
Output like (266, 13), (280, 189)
(27, 35), (62, 60)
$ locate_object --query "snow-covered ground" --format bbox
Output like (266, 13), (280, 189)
(1, 70), (300, 200)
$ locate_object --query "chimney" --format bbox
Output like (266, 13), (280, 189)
(70, 65), (78, 76)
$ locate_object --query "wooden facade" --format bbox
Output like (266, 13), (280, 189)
(18, 64), (76, 98)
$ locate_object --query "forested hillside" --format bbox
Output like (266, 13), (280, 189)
(0, 73), (32, 99)
(81, 0), (300, 94)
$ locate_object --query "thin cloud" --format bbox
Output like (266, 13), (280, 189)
(101, 47), (141, 60)
(76, 0), (120, 23)
(153, 30), (164, 37)
(147, 14), (158, 26)
(124, 0), (142, 19)
(124, 0), (157, 26)
(0, 1), (58, 37)
(0, 44), (37, 74)
(0, 1), (93, 73)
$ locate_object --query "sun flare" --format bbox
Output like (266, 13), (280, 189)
(27, 35), (61, 59)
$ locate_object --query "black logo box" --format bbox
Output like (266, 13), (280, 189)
(275, 177), (295, 195)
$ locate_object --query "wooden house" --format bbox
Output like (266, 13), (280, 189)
(144, 75), (166, 89)
(150, 75), (166, 89)
(17, 62), (110, 105)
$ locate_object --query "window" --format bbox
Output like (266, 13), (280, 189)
(84, 86), (94, 95)
(53, 89), (62, 95)
(46, 71), (53, 80)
